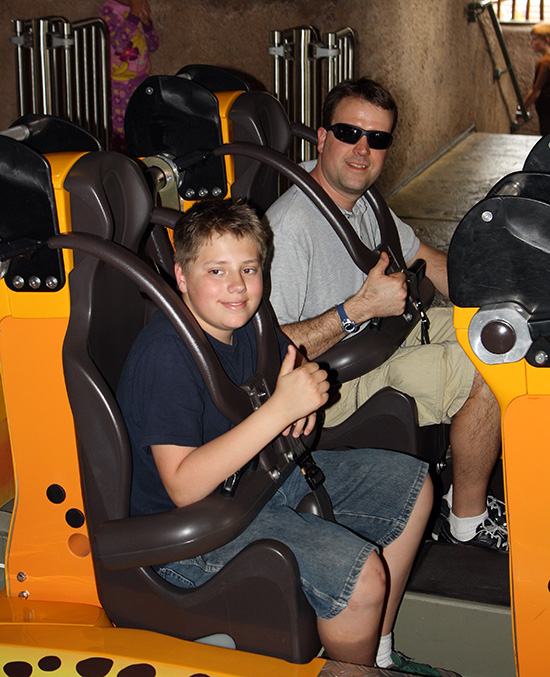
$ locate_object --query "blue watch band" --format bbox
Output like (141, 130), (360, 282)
(336, 303), (358, 334)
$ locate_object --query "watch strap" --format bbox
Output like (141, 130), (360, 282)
(336, 303), (358, 334)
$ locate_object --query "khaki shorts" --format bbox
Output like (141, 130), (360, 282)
(323, 307), (475, 428)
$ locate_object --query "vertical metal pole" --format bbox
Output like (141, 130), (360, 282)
(98, 22), (111, 149)
(39, 19), (53, 114)
(62, 21), (74, 121)
(270, 31), (283, 105)
(90, 26), (100, 141)
(73, 29), (83, 126)
(80, 27), (91, 129)
(326, 31), (335, 94)
(291, 26), (319, 162)
(11, 20), (27, 116)
(30, 19), (41, 113)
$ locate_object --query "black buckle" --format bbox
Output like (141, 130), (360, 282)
(406, 260), (431, 345)
(295, 450), (325, 491)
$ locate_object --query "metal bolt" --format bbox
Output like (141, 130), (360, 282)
(18, 590), (29, 599)
(534, 350), (548, 365)
(198, 188), (209, 198)
(28, 275), (41, 289)
(212, 187), (222, 197)
(16, 571), (27, 582)
(403, 312), (413, 322)
(284, 451), (294, 463)
(184, 188), (195, 199)
(166, 174), (173, 182)
(45, 276), (58, 290)
(481, 211), (493, 223)
(145, 87), (154, 95)
(12, 275), (24, 289)
(269, 469), (281, 481)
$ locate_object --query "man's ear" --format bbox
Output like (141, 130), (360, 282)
(317, 127), (328, 154)
(174, 262), (187, 294)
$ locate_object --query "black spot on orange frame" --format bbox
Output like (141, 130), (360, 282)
(3, 662), (33, 677)
(76, 658), (113, 677)
(117, 665), (156, 677)
(38, 656), (62, 671)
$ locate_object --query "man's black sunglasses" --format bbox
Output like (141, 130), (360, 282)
(326, 123), (393, 150)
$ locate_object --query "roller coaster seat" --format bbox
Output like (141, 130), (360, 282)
(58, 150), (322, 663)
(123, 71), (446, 463)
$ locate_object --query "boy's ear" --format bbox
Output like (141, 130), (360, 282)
(174, 263), (187, 294)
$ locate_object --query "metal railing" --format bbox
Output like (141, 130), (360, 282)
(268, 26), (355, 163)
(469, 1), (531, 130)
(10, 16), (110, 149)
(493, 0), (545, 21)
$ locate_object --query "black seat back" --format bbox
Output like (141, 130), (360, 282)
(229, 90), (293, 216)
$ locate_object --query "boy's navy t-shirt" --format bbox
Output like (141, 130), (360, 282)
(117, 309), (289, 517)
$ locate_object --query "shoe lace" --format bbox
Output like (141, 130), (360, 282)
(478, 514), (509, 550)
(486, 494), (507, 528)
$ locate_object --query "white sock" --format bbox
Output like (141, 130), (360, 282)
(375, 631), (393, 668)
(446, 484), (489, 541)
(449, 509), (488, 541)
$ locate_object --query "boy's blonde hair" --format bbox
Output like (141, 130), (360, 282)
(173, 199), (271, 272)
(531, 23), (550, 42)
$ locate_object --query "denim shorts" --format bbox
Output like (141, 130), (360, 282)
(155, 448), (427, 620)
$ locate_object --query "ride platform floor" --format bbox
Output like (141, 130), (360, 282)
(387, 131), (539, 256)
(387, 131), (540, 677)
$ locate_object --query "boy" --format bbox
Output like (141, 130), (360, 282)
(118, 199), (450, 674)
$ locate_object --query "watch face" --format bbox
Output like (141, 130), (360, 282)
(343, 319), (357, 333)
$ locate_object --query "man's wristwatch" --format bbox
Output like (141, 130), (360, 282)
(336, 303), (358, 334)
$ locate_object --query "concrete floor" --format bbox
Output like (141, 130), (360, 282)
(388, 132), (540, 255)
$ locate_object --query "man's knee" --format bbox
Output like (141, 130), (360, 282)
(466, 369), (499, 409)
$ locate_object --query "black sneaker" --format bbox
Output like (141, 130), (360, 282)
(431, 494), (508, 552)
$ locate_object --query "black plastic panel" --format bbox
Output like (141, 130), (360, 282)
(0, 136), (65, 292)
(124, 75), (227, 201)
(448, 194), (550, 315)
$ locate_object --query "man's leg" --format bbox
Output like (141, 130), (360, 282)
(324, 308), (506, 549)
(449, 369), (501, 518)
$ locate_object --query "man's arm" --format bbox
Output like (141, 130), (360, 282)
(281, 252), (407, 360)
(409, 241), (449, 298)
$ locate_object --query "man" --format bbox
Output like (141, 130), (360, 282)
(266, 78), (507, 555)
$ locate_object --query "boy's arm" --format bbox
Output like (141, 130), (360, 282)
(152, 346), (328, 507)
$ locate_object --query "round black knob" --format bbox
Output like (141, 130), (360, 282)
(480, 320), (516, 354)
